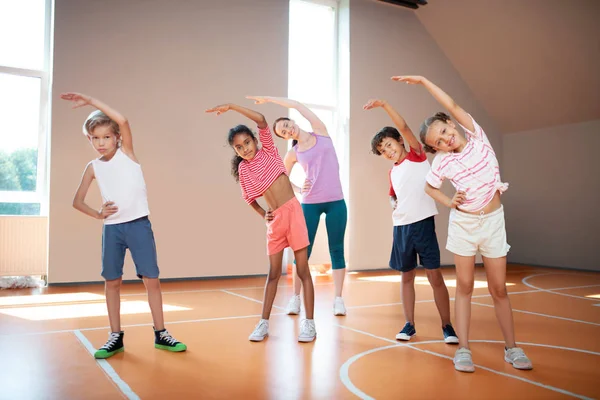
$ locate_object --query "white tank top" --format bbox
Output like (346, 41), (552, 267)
(91, 149), (150, 225)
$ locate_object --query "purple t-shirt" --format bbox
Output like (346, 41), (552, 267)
(294, 132), (344, 204)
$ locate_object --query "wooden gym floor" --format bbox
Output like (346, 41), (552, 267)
(0, 264), (599, 400)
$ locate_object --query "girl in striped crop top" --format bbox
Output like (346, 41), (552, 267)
(246, 95), (348, 318)
(392, 75), (532, 373)
(205, 102), (317, 343)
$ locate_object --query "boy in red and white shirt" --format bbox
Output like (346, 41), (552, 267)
(364, 99), (458, 345)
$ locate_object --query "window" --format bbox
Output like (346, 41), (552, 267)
(287, 0), (349, 203)
(0, 0), (53, 216)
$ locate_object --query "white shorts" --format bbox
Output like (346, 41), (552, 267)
(447, 206), (510, 258)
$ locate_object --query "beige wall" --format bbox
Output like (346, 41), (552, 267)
(348, 0), (501, 270)
(502, 120), (600, 271)
(49, 0), (289, 283)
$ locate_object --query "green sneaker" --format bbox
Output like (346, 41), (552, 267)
(154, 328), (187, 352)
(94, 331), (124, 359)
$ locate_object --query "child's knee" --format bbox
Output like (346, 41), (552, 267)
(488, 284), (508, 300)
(105, 278), (122, 290)
(456, 277), (474, 294)
(426, 269), (445, 287)
(401, 269), (416, 284)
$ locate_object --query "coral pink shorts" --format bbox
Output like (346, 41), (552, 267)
(266, 197), (309, 255)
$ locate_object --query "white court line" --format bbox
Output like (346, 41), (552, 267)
(522, 274), (600, 302)
(73, 330), (140, 400)
(471, 302), (600, 327)
(0, 313), (285, 338)
(3, 274), (598, 338)
(220, 289), (286, 311)
(336, 324), (596, 400)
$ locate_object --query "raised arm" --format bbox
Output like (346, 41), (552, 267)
(391, 76), (474, 133)
(60, 93), (134, 155)
(247, 96), (328, 136)
(205, 103), (267, 129)
(363, 99), (421, 152)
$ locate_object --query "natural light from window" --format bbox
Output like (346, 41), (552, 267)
(358, 275), (516, 288)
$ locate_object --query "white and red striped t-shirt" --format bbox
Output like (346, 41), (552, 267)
(425, 115), (508, 212)
(238, 126), (287, 204)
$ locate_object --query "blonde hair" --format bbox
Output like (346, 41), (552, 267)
(82, 110), (120, 137)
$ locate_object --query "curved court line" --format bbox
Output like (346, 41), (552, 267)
(73, 330), (140, 400)
(337, 325), (598, 400)
(522, 273), (600, 302)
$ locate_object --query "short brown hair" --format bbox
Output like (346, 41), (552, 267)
(82, 110), (119, 137)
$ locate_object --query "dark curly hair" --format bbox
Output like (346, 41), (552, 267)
(370, 126), (402, 155)
(419, 112), (452, 154)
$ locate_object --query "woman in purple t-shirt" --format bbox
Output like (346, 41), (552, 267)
(248, 96), (348, 317)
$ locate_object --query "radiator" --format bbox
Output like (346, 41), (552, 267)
(0, 216), (48, 276)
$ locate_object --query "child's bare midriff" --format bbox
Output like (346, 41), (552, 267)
(459, 191), (502, 215)
(262, 173), (296, 211)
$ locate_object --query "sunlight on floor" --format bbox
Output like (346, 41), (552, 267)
(0, 301), (191, 321)
(357, 275), (515, 288)
(0, 292), (106, 307)
(585, 294), (600, 299)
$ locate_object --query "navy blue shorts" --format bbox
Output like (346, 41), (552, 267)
(389, 216), (441, 273)
(101, 216), (160, 281)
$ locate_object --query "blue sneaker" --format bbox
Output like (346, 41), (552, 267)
(395, 322), (416, 341)
(442, 324), (459, 344)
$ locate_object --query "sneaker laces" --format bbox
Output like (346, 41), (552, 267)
(507, 347), (528, 362)
(100, 332), (121, 350)
(252, 320), (268, 334)
(159, 330), (179, 345)
(300, 319), (315, 336)
(455, 349), (472, 363)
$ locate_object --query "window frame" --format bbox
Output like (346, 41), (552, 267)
(0, 0), (53, 215)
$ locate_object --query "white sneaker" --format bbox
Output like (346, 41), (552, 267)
(453, 348), (475, 373)
(285, 295), (301, 315)
(248, 319), (269, 342)
(333, 297), (347, 316)
(298, 319), (316, 342)
(505, 347), (533, 370)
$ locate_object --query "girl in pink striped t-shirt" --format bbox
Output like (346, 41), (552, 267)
(205, 102), (316, 344)
(392, 75), (532, 373)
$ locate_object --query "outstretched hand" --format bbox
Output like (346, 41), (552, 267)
(246, 96), (270, 105)
(205, 104), (231, 116)
(363, 99), (387, 110)
(391, 75), (425, 85)
(60, 92), (93, 109)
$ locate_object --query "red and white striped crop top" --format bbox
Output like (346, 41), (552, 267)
(238, 126), (288, 204)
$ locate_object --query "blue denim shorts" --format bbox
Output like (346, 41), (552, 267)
(101, 216), (160, 280)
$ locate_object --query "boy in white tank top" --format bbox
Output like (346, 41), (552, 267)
(63, 92), (186, 358)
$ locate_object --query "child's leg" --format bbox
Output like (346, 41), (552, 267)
(482, 256), (516, 348)
(324, 200), (347, 298)
(401, 269), (417, 324)
(294, 247), (315, 319)
(262, 250), (284, 320)
(105, 277), (122, 332)
(293, 203), (321, 296)
(426, 269), (451, 326)
(454, 255), (476, 349)
(143, 277), (165, 331)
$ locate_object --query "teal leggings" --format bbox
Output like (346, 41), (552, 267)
(301, 199), (347, 270)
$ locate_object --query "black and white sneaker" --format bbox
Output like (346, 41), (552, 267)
(443, 324), (459, 344)
(154, 328), (187, 352)
(94, 331), (124, 359)
(395, 322), (416, 341)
